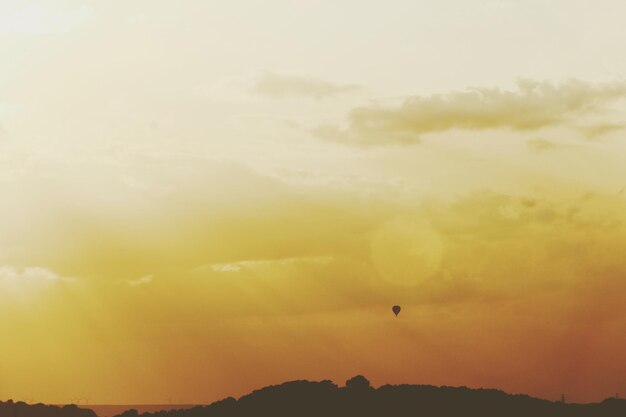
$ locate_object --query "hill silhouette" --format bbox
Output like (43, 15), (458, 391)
(0, 400), (97, 417)
(112, 376), (626, 417)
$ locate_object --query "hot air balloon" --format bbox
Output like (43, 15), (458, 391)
(392, 305), (401, 317)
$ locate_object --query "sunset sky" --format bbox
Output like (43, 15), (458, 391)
(2, 0), (626, 405)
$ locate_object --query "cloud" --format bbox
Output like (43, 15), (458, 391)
(177, 188), (626, 316)
(0, 266), (71, 296)
(577, 122), (624, 139)
(315, 79), (626, 145)
(526, 138), (565, 154)
(127, 274), (154, 287)
(252, 71), (360, 99)
(209, 256), (334, 273)
(0, 266), (60, 282)
(5, 169), (626, 402)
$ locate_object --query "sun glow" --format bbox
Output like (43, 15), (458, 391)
(2, 0), (626, 405)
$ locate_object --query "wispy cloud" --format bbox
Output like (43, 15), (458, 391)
(127, 274), (154, 287)
(252, 71), (360, 100)
(526, 138), (566, 154)
(577, 122), (624, 140)
(315, 79), (626, 145)
(0, 266), (60, 282)
(0, 266), (74, 296)
(209, 256), (334, 273)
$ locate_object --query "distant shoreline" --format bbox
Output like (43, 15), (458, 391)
(71, 405), (199, 417)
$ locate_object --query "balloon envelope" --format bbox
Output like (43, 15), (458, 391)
(392, 305), (401, 316)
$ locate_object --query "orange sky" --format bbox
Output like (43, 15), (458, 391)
(2, 0), (626, 405)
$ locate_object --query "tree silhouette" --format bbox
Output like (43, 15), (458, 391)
(345, 375), (372, 391)
(104, 377), (626, 417)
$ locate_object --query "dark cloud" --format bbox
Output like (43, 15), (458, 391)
(315, 79), (626, 145)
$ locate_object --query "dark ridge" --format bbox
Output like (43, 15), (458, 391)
(111, 375), (626, 417)
(0, 400), (97, 417)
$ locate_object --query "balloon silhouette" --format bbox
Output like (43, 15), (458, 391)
(392, 305), (401, 317)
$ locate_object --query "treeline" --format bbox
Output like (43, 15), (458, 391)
(0, 400), (96, 417)
(114, 375), (626, 417)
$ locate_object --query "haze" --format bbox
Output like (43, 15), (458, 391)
(1, 0), (626, 405)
